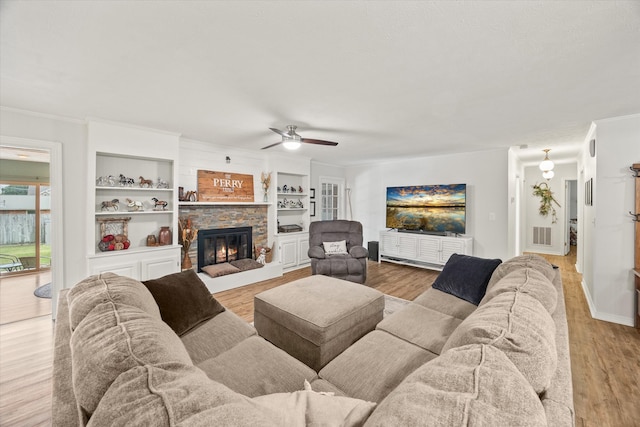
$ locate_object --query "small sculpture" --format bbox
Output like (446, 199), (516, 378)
(298, 186), (303, 193)
(282, 185), (288, 193)
(152, 197), (168, 210)
(156, 178), (170, 189)
(256, 248), (266, 265)
(139, 176), (153, 188)
(100, 199), (119, 211)
(291, 186), (297, 193)
(119, 174), (135, 186)
(126, 198), (144, 211)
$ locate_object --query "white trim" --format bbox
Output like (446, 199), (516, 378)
(318, 176), (346, 220)
(0, 106), (85, 125)
(580, 279), (634, 327)
(0, 136), (64, 319)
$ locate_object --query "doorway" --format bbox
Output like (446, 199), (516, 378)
(0, 140), (62, 323)
(565, 179), (578, 256)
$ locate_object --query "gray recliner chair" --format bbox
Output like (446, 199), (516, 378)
(307, 220), (369, 284)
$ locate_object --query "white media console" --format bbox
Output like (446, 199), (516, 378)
(379, 230), (473, 271)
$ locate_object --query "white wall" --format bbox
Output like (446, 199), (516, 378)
(582, 113), (640, 326)
(345, 149), (510, 260)
(523, 162), (577, 255)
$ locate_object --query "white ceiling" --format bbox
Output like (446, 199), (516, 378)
(1, 1), (639, 166)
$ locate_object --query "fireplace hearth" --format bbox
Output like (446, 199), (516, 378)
(197, 226), (252, 272)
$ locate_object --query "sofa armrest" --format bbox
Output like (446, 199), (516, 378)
(349, 245), (369, 259)
(308, 246), (326, 259)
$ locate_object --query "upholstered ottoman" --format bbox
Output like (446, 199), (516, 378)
(254, 275), (384, 371)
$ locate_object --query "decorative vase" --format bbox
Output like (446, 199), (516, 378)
(182, 251), (193, 270)
(158, 226), (172, 246)
(263, 192), (268, 202)
(146, 234), (157, 246)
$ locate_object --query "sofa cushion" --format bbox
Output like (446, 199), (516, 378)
(252, 385), (376, 427)
(364, 344), (547, 427)
(180, 310), (257, 365)
(431, 254), (502, 305)
(442, 292), (557, 394)
(480, 267), (557, 314)
(412, 287), (477, 320)
(67, 272), (161, 330)
(89, 362), (281, 426)
(143, 269), (225, 336)
(486, 253), (556, 292)
(376, 303), (462, 355)
(319, 330), (437, 403)
(197, 336), (318, 398)
(71, 302), (192, 416)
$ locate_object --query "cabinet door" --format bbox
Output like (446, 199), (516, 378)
(417, 237), (440, 263)
(397, 234), (418, 259)
(380, 232), (398, 256)
(140, 256), (179, 281)
(298, 237), (310, 265)
(89, 261), (140, 279)
(440, 239), (465, 263)
(280, 239), (298, 269)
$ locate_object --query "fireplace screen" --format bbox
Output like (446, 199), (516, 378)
(197, 226), (252, 272)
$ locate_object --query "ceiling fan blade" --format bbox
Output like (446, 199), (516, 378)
(269, 127), (292, 138)
(261, 141), (284, 150)
(301, 138), (339, 146)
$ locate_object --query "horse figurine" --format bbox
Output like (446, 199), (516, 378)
(139, 176), (153, 188)
(101, 199), (119, 211)
(119, 174), (135, 186)
(151, 197), (168, 210)
(126, 198), (144, 211)
(156, 178), (170, 189)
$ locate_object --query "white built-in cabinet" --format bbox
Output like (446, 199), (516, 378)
(86, 120), (181, 281)
(269, 160), (311, 272)
(379, 230), (473, 270)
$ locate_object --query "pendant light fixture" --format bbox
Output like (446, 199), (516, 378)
(539, 149), (555, 179)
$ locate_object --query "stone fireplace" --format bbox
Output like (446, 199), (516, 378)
(179, 204), (269, 272)
(197, 226), (252, 272)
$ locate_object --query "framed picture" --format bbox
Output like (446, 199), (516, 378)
(310, 188), (315, 199)
(310, 201), (316, 217)
(585, 178), (593, 206)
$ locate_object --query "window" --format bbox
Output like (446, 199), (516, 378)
(319, 177), (344, 220)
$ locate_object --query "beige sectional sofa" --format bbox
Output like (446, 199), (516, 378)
(52, 254), (574, 426)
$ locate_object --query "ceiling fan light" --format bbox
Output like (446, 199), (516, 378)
(542, 170), (555, 180)
(282, 140), (301, 150)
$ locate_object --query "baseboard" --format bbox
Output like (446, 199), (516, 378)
(199, 262), (283, 294)
(580, 279), (635, 327)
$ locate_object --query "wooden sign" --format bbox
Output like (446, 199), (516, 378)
(197, 170), (254, 202)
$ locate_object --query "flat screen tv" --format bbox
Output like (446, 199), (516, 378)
(386, 184), (466, 234)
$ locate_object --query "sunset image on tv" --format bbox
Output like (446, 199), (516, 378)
(386, 184), (466, 233)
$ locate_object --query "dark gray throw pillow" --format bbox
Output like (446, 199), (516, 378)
(143, 269), (225, 336)
(432, 254), (502, 305)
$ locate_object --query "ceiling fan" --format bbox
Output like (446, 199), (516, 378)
(262, 125), (339, 150)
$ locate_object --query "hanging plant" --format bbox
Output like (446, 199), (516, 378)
(532, 182), (561, 224)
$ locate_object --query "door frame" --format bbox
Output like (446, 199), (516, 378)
(1, 136), (64, 319)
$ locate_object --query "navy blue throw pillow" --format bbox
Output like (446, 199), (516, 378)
(432, 254), (502, 305)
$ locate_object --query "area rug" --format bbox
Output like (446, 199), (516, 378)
(34, 283), (52, 299)
(383, 294), (410, 317)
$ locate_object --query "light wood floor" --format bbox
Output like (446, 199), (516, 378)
(0, 254), (638, 426)
(0, 271), (52, 325)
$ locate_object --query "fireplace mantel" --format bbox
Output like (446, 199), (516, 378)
(179, 202), (271, 206)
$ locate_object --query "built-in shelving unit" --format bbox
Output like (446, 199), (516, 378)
(86, 120), (181, 280)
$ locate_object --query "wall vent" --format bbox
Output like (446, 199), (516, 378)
(533, 227), (552, 246)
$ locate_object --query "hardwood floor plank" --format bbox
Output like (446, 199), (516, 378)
(0, 253), (638, 426)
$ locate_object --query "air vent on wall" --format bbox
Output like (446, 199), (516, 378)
(533, 227), (552, 246)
